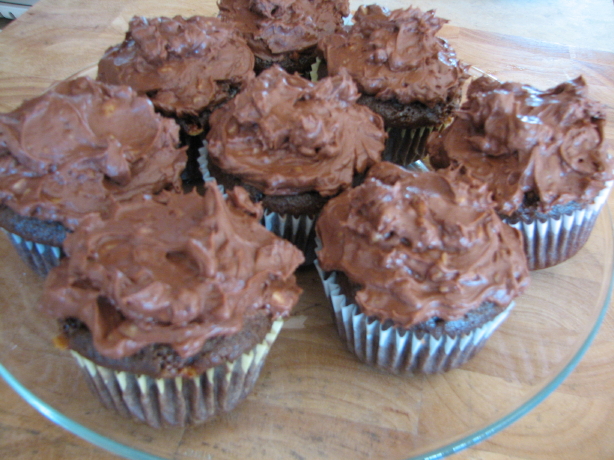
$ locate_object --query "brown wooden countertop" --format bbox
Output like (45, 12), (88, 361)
(1, 1), (614, 459)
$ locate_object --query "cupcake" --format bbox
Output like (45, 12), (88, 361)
(41, 183), (304, 427)
(318, 5), (469, 166)
(315, 162), (530, 374)
(203, 65), (387, 262)
(0, 76), (186, 276)
(218, 0), (349, 76)
(97, 15), (255, 186)
(428, 76), (614, 270)
(97, 15), (255, 138)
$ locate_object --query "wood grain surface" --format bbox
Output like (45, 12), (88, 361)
(1, 1), (614, 459)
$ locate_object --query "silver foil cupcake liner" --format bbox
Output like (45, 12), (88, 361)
(382, 125), (437, 168)
(262, 209), (317, 264)
(504, 181), (612, 270)
(69, 318), (284, 428)
(315, 263), (513, 374)
(198, 146), (317, 264)
(2, 229), (62, 276)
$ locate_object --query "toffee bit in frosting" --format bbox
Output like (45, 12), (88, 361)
(218, 0), (349, 60)
(316, 162), (529, 328)
(0, 76), (185, 230)
(428, 76), (614, 215)
(41, 182), (304, 360)
(206, 65), (387, 197)
(318, 4), (469, 106)
(97, 15), (255, 117)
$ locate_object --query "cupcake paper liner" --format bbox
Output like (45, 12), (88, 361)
(504, 181), (612, 270)
(263, 209), (317, 264)
(315, 263), (513, 374)
(69, 318), (284, 428)
(198, 146), (317, 264)
(2, 229), (62, 276)
(382, 125), (437, 168)
(308, 57), (322, 82)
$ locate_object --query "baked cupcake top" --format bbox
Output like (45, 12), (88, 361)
(318, 5), (468, 106)
(206, 65), (387, 197)
(316, 162), (530, 328)
(97, 15), (255, 119)
(428, 76), (614, 215)
(0, 76), (185, 230)
(42, 183), (304, 360)
(218, 0), (349, 63)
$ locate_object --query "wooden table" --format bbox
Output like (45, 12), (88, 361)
(1, 1), (614, 459)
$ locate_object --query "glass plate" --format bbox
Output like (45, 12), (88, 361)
(1, 64), (613, 459)
(0, 205), (612, 460)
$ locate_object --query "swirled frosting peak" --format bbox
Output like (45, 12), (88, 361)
(97, 15), (255, 117)
(218, 0), (349, 60)
(42, 183), (304, 360)
(428, 76), (614, 215)
(318, 5), (468, 106)
(316, 162), (530, 327)
(207, 65), (387, 196)
(0, 76), (185, 230)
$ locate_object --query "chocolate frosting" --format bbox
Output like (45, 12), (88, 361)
(42, 183), (304, 360)
(0, 77), (185, 230)
(97, 16), (255, 117)
(318, 5), (468, 106)
(218, 0), (349, 61)
(316, 162), (529, 327)
(428, 76), (614, 215)
(206, 65), (387, 197)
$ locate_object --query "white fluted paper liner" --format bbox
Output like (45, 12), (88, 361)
(198, 145), (318, 264)
(315, 262), (514, 374)
(197, 145), (225, 194)
(504, 180), (613, 270)
(69, 318), (284, 428)
(2, 229), (62, 276)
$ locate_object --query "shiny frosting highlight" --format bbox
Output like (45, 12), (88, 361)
(318, 5), (468, 106)
(97, 16), (255, 117)
(428, 76), (614, 215)
(316, 162), (529, 327)
(206, 65), (387, 196)
(218, 0), (349, 61)
(0, 77), (185, 230)
(42, 183), (304, 359)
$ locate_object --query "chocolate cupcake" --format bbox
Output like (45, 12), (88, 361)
(318, 5), (469, 166)
(315, 162), (530, 374)
(202, 65), (387, 262)
(0, 76), (186, 276)
(41, 183), (304, 427)
(218, 0), (349, 76)
(97, 16), (255, 186)
(429, 76), (614, 270)
(98, 15), (255, 136)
